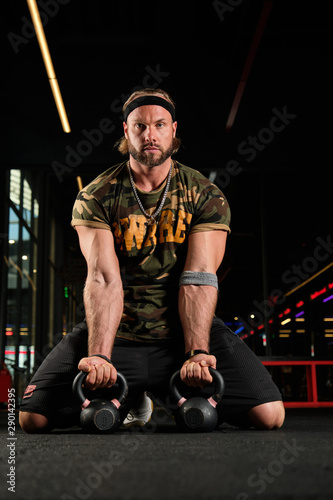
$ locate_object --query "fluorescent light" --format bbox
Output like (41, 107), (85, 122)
(208, 171), (217, 183)
(26, 0), (71, 133)
(225, 1), (274, 131)
(49, 79), (71, 133)
(311, 287), (327, 300)
(281, 318), (291, 325)
(76, 176), (83, 192)
(284, 262), (333, 297)
(235, 327), (244, 334)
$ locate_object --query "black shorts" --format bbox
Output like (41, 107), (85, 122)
(20, 318), (282, 428)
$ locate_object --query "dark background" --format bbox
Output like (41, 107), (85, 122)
(2, 0), (332, 321)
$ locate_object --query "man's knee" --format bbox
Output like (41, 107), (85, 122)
(247, 401), (285, 430)
(19, 411), (50, 433)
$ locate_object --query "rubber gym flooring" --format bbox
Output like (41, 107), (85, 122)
(1, 407), (332, 500)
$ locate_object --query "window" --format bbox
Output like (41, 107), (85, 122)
(4, 170), (39, 397)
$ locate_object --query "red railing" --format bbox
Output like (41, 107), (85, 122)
(261, 360), (333, 408)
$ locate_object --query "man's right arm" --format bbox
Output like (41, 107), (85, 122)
(75, 226), (124, 390)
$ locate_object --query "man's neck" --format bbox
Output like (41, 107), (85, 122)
(129, 157), (172, 192)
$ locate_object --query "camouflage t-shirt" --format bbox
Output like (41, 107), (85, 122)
(71, 160), (231, 342)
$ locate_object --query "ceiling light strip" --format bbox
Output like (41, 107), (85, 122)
(225, 0), (274, 132)
(26, 0), (71, 133)
(284, 262), (333, 297)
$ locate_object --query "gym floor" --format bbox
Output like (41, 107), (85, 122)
(1, 407), (332, 500)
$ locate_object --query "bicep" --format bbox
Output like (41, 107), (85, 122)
(75, 226), (120, 282)
(183, 230), (227, 273)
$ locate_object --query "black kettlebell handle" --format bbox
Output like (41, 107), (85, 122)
(73, 370), (128, 408)
(170, 367), (224, 406)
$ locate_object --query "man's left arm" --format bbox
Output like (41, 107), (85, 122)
(179, 230), (227, 388)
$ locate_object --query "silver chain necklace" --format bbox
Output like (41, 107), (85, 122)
(128, 162), (173, 225)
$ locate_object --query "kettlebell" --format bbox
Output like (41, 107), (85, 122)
(73, 370), (128, 433)
(169, 368), (224, 433)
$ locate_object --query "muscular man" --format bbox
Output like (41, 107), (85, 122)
(19, 88), (284, 432)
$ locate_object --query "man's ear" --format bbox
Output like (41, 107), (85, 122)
(123, 121), (128, 139)
(173, 121), (178, 137)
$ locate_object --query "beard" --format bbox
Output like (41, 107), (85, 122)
(127, 137), (175, 168)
